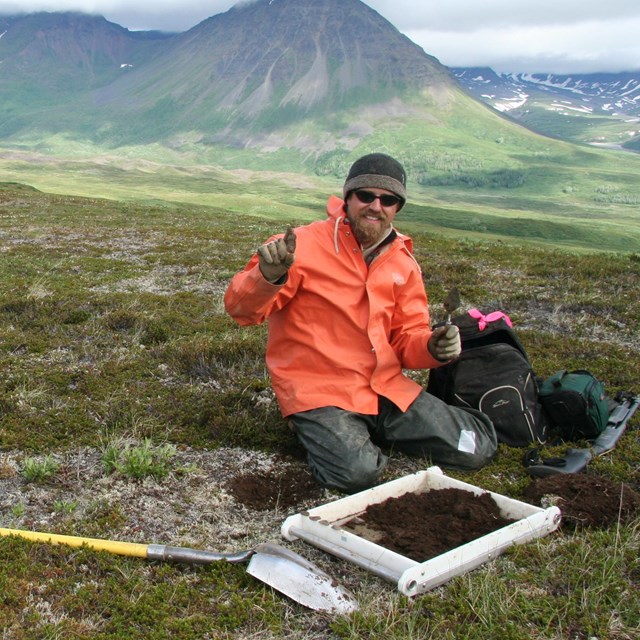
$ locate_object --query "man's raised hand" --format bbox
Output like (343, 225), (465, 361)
(257, 226), (296, 283)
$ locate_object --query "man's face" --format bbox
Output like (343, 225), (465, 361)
(345, 188), (401, 248)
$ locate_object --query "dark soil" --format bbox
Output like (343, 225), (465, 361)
(228, 464), (323, 511)
(522, 472), (640, 529)
(347, 487), (516, 562)
(228, 465), (640, 563)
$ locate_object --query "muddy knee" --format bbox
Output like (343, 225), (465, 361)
(309, 455), (387, 494)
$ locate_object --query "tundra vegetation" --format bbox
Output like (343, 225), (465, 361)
(0, 178), (638, 639)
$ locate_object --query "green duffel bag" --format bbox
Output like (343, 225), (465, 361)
(539, 369), (610, 440)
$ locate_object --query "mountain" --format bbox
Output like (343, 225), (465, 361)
(453, 67), (640, 150)
(0, 11), (172, 136)
(0, 12), (171, 95)
(0, 0), (454, 146)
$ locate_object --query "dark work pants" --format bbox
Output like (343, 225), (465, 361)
(290, 391), (497, 493)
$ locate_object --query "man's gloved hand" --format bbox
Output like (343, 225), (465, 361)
(428, 324), (461, 362)
(257, 226), (296, 283)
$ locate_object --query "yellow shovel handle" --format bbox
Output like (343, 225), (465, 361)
(0, 527), (149, 558)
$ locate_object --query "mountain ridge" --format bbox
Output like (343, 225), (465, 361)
(91, 0), (455, 142)
(453, 67), (640, 150)
(0, 11), (171, 91)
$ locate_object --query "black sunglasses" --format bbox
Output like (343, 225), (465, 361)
(353, 189), (401, 208)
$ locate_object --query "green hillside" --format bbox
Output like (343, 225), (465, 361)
(507, 102), (640, 148)
(2, 88), (639, 254)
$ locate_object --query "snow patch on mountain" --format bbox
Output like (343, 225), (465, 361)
(453, 68), (640, 119)
(494, 93), (529, 112)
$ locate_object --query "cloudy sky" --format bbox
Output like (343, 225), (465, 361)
(1, 0), (639, 74)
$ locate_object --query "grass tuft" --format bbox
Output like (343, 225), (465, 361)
(101, 437), (178, 480)
(22, 455), (60, 483)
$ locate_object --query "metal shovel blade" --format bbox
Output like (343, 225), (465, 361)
(247, 543), (358, 614)
(444, 287), (461, 324)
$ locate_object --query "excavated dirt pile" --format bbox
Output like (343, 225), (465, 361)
(522, 472), (640, 529)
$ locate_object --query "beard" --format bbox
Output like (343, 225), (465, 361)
(346, 210), (392, 248)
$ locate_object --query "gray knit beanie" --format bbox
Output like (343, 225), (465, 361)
(343, 153), (407, 209)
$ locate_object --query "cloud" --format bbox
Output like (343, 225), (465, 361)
(405, 16), (640, 73)
(1, 0), (639, 73)
(370, 0), (640, 32)
(369, 0), (640, 71)
(0, 0), (236, 31)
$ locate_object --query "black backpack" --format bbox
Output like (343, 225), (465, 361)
(427, 310), (548, 447)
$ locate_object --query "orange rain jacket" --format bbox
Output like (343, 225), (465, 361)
(224, 195), (444, 417)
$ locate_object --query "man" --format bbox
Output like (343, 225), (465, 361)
(224, 153), (497, 493)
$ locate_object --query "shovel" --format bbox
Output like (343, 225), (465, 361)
(526, 393), (640, 477)
(444, 287), (461, 324)
(0, 527), (358, 614)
